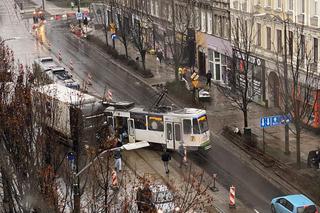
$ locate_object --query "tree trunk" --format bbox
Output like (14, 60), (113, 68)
(104, 30), (109, 47)
(296, 124), (301, 168)
(124, 42), (128, 58)
(1, 167), (14, 213)
(243, 108), (248, 128)
(141, 52), (146, 71)
(284, 124), (290, 154)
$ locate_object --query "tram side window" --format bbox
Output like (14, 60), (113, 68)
(193, 118), (200, 134)
(174, 124), (181, 141)
(183, 119), (192, 134)
(166, 123), (172, 140)
(148, 115), (164, 131)
(130, 113), (146, 130)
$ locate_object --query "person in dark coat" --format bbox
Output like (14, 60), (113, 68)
(206, 71), (212, 89)
(161, 149), (171, 174)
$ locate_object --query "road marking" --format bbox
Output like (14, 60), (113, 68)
(254, 209), (260, 213)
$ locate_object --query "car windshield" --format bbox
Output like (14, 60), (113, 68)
(297, 205), (317, 213)
(153, 190), (174, 204)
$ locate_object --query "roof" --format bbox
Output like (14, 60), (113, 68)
(284, 194), (315, 207)
(33, 83), (97, 105)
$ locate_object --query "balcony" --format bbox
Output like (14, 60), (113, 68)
(310, 16), (319, 27)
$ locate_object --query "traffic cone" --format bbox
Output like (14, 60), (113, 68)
(111, 170), (118, 189)
(58, 50), (62, 61)
(69, 59), (73, 70)
(229, 186), (236, 208)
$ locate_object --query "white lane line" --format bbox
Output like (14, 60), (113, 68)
(254, 209), (260, 213)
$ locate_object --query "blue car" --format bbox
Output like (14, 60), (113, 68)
(271, 194), (318, 213)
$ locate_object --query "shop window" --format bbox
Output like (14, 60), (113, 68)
(130, 113), (146, 130)
(148, 115), (164, 131)
(183, 119), (192, 134)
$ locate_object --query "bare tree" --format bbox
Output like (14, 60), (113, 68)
(218, 15), (258, 129)
(276, 22), (319, 168)
(114, 2), (130, 58)
(167, 0), (196, 80)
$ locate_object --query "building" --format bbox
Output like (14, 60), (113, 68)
(230, 0), (320, 112)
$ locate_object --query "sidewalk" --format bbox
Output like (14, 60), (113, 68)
(91, 30), (176, 86)
(124, 149), (251, 213)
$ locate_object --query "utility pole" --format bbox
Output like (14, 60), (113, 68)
(78, 0), (81, 28)
(171, 0), (178, 80)
(71, 107), (81, 213)
(283, 17), (290, 155)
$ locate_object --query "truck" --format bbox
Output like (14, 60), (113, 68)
(31, 83), (107, 142)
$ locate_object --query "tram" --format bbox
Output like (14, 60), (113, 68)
(104, 101), (211, 151)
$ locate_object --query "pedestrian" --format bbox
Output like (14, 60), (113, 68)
(161, 148), (171, 174)
(156, 50), (163, 64)
(178, 143), (186, 168)
(206, 70), (212, 89)
(114, 139), (122, 172)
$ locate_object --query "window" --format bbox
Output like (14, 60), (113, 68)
(148, 115), (164, 131)
(277, 29), (282, 53)
(289, 31), (293, 56)
(314, 0), (318, 16)
(300, 34), (305, 58)
(267, 0), (271, 7)
(130, 113), (146, 130)
(198, 115), (209, 133)
(284, 200), (294, 212)
(288, 0), (293, 10)
(201, 10), (206, 32)
(277, 0), (282, 8)
(183, 119), (192, 134)
(266, 27), (271, 50)
(155, 0), (159, 17)
(301, 0), (305, 13)
(166, 123), (172, 140)
(257, 23), (261, 46)
(208, 49), (221, 81)
(174, 124), (181, 141)
(192, 118), (200, 134)
(314, 38), (318, 63)
(207, 11), (212, 34)
(150, 0), (154, 15)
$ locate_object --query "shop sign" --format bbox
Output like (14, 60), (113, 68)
(234, 50), (262, 66)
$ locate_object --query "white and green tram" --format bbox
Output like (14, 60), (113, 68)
(104, 102), (211, 151)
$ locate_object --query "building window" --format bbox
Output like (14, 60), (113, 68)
(207, 11), (212, 34)
(195, 7), (200, 30)
(277, 29), (282, 53)
(168, 4), (172, 22)
(314, 38), (318, 64)
(301, 0), (305, 13)
(288, 0), (293, 10)
(267, 0), (271, 7)
(208, 49), (221, 81)
(277, 0), (282, 8)
(314, 0), (318, 16)
(155, 0), (159, 17)
(300, 34), (305, 58)
(289, 31), (293, 56)
(201, 10), (206, 32)
(150, 0), (154, 15)
(267, 27), (271, 50)
(257, 23), (261, 46)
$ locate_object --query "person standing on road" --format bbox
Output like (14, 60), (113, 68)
(114, 139), (122, 172)
(178, 143), (186, 168)
(161, 148), (171, 174)
(206, 71), (212, 89)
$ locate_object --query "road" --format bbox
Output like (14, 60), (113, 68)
(0, 0), (285, 212)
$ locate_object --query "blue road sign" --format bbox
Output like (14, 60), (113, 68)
(67, 152), (75, 161)
(260, 114), (291, 128)
(76, 12), (83, 20)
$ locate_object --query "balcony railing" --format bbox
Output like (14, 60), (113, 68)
(297, 13), (305, 24)
(310, 16), (319, 27)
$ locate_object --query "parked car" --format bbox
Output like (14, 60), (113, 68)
(47, 67), (80, 90)
(271, 194), (318, 213)
(150, 184), (175, 213)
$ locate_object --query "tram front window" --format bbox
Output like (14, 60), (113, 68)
(193, 115), (209, 134)
(198, 115), (209, 133)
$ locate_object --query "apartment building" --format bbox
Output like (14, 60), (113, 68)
(230, 0), (320, 111)
(97, 0), (230, 79)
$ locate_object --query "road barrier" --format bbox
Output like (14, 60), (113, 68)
(69, 59), (73, 70)
(229, 186), (236, 208)
(105, 89), (113, 101)
(58, 50), (62, 61)
(87, 73), (92, 85)
(111, 170), (118, 188)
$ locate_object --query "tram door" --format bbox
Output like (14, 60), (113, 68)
(128, 118), (136, 143)
(165, 122), (182, 150)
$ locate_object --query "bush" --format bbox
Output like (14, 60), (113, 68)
(118, 54), (127, 62)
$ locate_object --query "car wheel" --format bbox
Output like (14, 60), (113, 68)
(271, 204), (276, 213)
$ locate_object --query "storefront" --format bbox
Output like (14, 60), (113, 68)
(233, 50), (266, 105)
